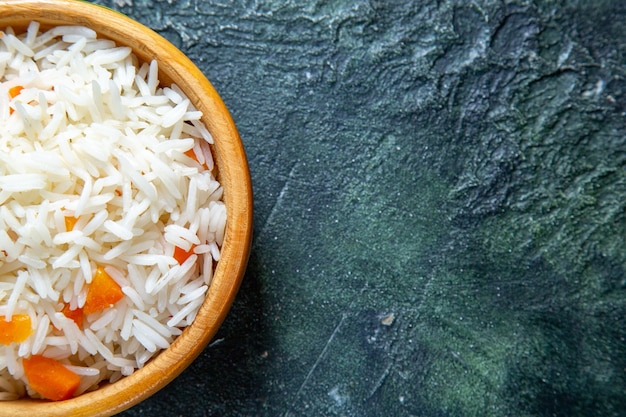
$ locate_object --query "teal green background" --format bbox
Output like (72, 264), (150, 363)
(87, 1), (626, 415)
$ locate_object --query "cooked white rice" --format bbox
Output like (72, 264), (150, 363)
(0, 22), (226, 399)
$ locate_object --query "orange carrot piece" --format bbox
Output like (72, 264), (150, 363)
(184, 148), (196, 160)
(8, 86), (23, 115)
(61, 303), (83, 329)
(0, 314), (32, 345)
(64, 216), (78, 231)
(23, 355), (80, 401)
(184, 148), (208, 170)
(83, 266), (124, 315)
(173, 245), (196, 264)
(8, 85), (23, 99)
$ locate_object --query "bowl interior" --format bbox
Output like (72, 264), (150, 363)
(0, 1), (252, 416)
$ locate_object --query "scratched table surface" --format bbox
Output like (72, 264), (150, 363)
(88, 1), (626, 416)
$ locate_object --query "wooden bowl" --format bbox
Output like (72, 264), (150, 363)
(0, 0), (253, 415)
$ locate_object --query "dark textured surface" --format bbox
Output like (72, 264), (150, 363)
(88, 1), (626, 416)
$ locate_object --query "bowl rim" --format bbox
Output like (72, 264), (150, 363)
(0, 1), (253, 415)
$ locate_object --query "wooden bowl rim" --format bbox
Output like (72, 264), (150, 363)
(0, 1), (253, 416)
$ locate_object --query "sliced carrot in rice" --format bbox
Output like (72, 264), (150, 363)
(184, 149), (196, 160)
(83, 266), (124, 315)
(8, 85), (23, 98)
(8, 85), (24, 115)
(184, 148), (208, 170)
(173, 244), (196, 265)
(0, 314), (33, 345)
(61, 303), (83, 329)
(64, 216), (78, 231)
(23, 355), (80, 401)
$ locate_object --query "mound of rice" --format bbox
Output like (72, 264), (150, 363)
(0, 22), (226, 400)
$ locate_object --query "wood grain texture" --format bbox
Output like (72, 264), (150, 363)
(0, 1), (253, 415)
